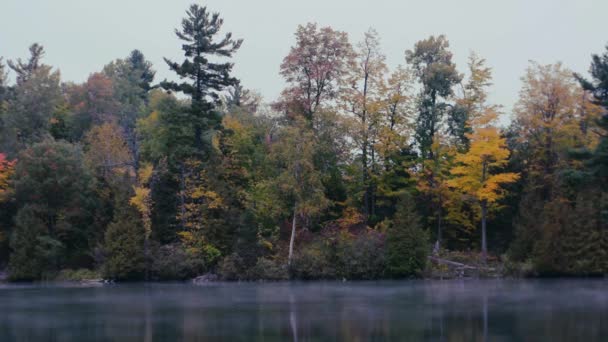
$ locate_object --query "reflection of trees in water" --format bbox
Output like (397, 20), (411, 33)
(0, 281), (607, 341)
(289, 292), (298, 342)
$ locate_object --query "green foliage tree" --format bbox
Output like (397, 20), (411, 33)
(1, 44), (62, 153)
(386, 195), (429, 277)
(161, 3), (242, 152)
(255, 119), (330, 266)
(575, 45), (608, 188)
(102, 206), (146, 281)
(406, 36), (462, 248)
(8, 205), (60, 280)
(103, 49), (155, 165)
(406, 35), (462, 160)
(531, 191), (608, 275)
(9, 140), (98, 278)
(0, 58), (8, 115)
(7, 43), (45, 85)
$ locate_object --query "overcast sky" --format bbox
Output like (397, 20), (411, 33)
(1, 0), (606, 120)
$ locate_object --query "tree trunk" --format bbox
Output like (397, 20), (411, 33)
(480, 160), (488, 264)
(481, 200), (488, 264)
(435, 191), (443, 250)
(288, 206), (297, 266)
(178, 163), (187, 231)
(144, 238), (149, 281)
(436, 208), (443, 250)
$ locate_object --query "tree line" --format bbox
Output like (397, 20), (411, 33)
(0, 3), (607, 281)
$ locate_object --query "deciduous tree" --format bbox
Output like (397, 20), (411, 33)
(448, 111), (519, 261)
(278, 23), (353, 124)
(0, 153), (15, 201)
(406, 35), (462, 159)
(342, 28), (387, 219)
(9, 140), (98, 279)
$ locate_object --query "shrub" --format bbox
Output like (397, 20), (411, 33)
(334, 230), (386, 280)
(56, 268), (101, 281)
(150, 243), (206, 280)
(217, 253), (246, 281)
(290, 229), (387, 280)
(291, 240), (336, 280)
(248, 257), (288, 280)
(502, 255), (536, 278)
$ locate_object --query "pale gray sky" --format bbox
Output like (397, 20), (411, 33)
(1, 0), (606, 119)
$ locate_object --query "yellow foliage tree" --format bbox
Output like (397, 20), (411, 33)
(514, 62), (601, 193)
(0, 154), (15, 245)
(448, 111), (519, 261)
(176, 159), (224, 262)
(375, 65), (414, 163)
(0, 153), (15, 201)
(84, 121), (134, 182)
(129, 162), (154, 277)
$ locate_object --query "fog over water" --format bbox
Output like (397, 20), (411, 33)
(0, 279), (606, 341)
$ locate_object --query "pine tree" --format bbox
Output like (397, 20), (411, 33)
(162, 4), (242, 152)
(576, 45), (608, 188)
(7, 43), (45, 85)
(0, 58), (8, 114)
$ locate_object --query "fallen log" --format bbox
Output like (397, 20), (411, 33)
(428, 256), (478, 270)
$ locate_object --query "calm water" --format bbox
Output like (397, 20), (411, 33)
(0, 279), (606, 341)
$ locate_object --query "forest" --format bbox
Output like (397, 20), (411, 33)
(0, 3), (607, 282)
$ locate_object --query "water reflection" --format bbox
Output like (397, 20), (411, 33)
(0, 280), (606, 341)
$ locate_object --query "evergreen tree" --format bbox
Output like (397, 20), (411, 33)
(7, 43), (45, 85)
(102, 206), (146, 281)
(576, 44), (608, 109)
(386, 194), (429, 277)
(0, 58), (8, 114)
(103, 49), (155, 165)
(162, 4), (242, 152)
(575, 45), (608, 188)
(8, 205), (60, 281)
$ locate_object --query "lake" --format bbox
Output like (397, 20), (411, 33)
(0, 279), (606, 341)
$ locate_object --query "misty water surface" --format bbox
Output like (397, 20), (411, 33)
(0, 279), (606, 341)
